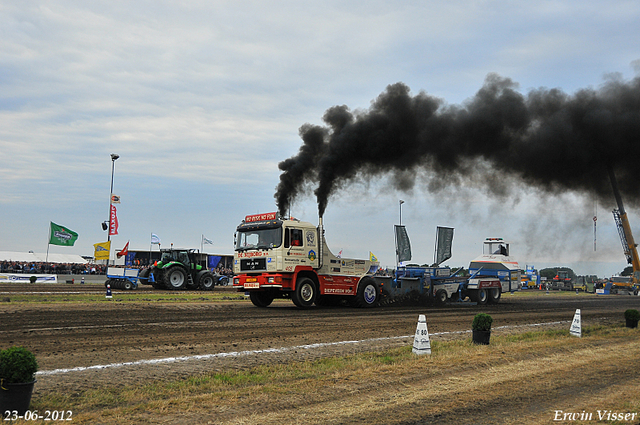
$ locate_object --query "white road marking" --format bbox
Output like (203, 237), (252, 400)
(36, 320), (570, 376)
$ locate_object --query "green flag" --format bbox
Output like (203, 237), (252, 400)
(49, 222), (78, 246)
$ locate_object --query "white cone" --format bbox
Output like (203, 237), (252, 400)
(570, 308), (581, 337)
(412, 314), (431, 355)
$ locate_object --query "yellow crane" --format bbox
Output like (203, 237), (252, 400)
(608, 166), (640, 291)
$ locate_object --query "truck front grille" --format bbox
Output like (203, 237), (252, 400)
(240, 258), (266, 271)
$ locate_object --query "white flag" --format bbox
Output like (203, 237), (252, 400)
(203, 235), (213, 244)
(151, 234), (161, 245)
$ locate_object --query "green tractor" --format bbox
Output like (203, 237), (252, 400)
(140, 249), (216, 290)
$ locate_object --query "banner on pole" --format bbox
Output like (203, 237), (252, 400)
(49, 222), (78, 246)
(151, 234), (161, 245)
(109, 205), (119, 236)
(435, 226), (454, 266)
(395, 225), (412, 263)
(94, 241), (111, 260)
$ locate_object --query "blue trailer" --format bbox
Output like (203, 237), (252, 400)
(104, 267), (152, 290)
(375, 264), (506, 305)
(373, 237), (520, 305)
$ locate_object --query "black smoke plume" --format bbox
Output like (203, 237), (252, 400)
(275, 73), (640, 217)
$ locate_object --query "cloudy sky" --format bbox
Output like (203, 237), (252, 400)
(1, 1), (639, 277)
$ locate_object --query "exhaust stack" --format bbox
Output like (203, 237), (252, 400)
(317, 215), (324, 269)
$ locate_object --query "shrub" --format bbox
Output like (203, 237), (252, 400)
(472, 313), (493, 331)
(624, 309), (640, 321)
(0, 346), (38, 384)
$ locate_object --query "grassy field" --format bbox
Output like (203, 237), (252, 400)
(20, 324), (640, 424)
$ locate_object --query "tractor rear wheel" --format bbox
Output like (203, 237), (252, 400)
(164, 266), (187, 290)
(138, 268), (150, 285)
(150, 269), (165, 289)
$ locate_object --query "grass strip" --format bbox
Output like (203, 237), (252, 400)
(24, 324), (639, 424)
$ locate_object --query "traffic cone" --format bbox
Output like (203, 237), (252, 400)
(81, 277), (85, 285)
(106, 284), (112, 299)
(412, 314), (431, 355)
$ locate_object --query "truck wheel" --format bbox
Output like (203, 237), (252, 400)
(435, 289), (448, 305)
(488, 288), (501, 303)
(250, 291), (274, 307)
(292, 277), (316, 308)
(475, 288), (488, 305)
(355, 277), (378, 308)
(198, 271), (215, 290)
(164, 266), (187, 290)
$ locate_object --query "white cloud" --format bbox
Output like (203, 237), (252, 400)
(0, 1), (638, 277)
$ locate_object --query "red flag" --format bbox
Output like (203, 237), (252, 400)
(109, 204), (119, 236)
(116, 241), (129, 258)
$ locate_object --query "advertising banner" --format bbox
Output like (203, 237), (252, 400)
(435, 226), (454, 266)
(109, 204), (119, 236)
(0, 274), (57, 283)
(395, 225), (412, 263)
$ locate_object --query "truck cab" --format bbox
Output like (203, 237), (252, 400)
(234, 213), (320, 276)
(468, 238), (521, 293)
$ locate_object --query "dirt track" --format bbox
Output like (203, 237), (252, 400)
(2, 283), (639, 399)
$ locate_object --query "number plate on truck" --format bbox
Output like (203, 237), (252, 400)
(244, 280), (259, 289)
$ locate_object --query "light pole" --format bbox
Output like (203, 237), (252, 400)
(399, 200), (404, 226)
(108, 153), (119, 242)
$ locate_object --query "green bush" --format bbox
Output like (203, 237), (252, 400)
(29, 276), (37, 283)
(472, 313), (493, 331)
(624, 309), (640, 321)
(0, 346), (38, 384)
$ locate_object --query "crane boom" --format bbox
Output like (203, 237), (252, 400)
(608, 166), (640, 286)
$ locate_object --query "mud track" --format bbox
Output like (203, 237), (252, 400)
(2, 283), (638, 401)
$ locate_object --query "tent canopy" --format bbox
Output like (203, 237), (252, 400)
(0, 251), (88, 264)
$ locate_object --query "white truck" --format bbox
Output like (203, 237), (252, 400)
(232, 212), (380, 308)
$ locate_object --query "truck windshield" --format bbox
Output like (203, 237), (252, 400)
(236, 227), (282, 250)
(484, 242), (508, 256)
